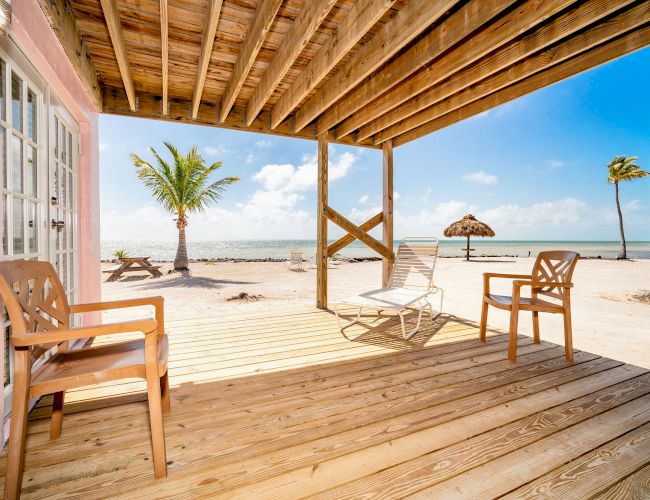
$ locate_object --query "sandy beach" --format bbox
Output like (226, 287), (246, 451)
(100, 257), (650, 369)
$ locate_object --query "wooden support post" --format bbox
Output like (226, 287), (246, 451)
(316, 132), (328, 309)
(382, 140), (394, 287)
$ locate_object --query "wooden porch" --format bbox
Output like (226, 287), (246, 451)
(2, 307), (649, 498)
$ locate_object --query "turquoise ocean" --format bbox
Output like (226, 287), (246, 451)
(101, 240), (650, 261)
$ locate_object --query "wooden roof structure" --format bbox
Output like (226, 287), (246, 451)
(38, 0), (650, 148)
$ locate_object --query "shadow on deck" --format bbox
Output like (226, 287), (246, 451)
(1, 307), (649, 498)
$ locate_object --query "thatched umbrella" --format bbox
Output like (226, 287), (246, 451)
(444, 214), (495, 260)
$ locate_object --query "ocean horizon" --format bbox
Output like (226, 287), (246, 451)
(101, 240), (650, 261)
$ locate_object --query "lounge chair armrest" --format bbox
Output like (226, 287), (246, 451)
(11, 319), (158, 347)
(513, 280), (573, 289)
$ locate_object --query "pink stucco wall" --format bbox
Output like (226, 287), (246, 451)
(11, 0), (102, 310)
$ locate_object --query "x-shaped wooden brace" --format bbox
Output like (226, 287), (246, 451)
(323, 205), (395, 262)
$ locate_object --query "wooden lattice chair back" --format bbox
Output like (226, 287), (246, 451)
(531, 251), (579, 302)
(0, 260), (71, 361)
(388, 237), (439, 291)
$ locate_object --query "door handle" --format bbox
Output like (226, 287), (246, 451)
(51, 219), (65, 231)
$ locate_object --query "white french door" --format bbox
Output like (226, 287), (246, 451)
(0, 39), (80, 420)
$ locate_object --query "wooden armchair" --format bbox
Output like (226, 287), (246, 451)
(479, 251), (580, 363)
(0, 260), (169, 499)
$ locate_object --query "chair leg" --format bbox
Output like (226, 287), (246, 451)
(508, 306), (520, 363)
(479, 300), (488, 342)
(532, 311), (541, 344)
(145, 367), (168, 479)
(4, 357), (31, 500)
(50, 391), (65, 440)
(563, 308), (574, 362)
(160, 371), (171, 415)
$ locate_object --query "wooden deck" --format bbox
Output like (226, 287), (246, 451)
(2, 307), (650, 498)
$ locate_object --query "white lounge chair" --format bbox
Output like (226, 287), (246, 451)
(288, 250), (304, 271)
(334, 237), (444, 339)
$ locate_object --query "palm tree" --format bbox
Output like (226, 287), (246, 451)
(131, 142), (239, 270)
(607, 155), (648, 259)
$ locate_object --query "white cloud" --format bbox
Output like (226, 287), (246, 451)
(245, 152), (258, 165)
(358, 194), (369, 204)
(546, 159), (565, 170)
(99, 142), (109, 152)
(463, 170), (498, 185)
(479, 198), (587, 229)
(254, 139), (272, 149)
(204, 145), (227, 157)
(624, 199), (643, 211)
(394, 191), (401, 201)
(349, 205), (382, 224)
(420, 187), (432, 202)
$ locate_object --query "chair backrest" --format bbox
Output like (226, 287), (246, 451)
(0, 260), (70, 360)
(531, 251), (580, 301)
(388, 237), (439, 291)
(290, 250), (303, 264)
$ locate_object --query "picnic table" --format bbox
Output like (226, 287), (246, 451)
(103, 257), (163, 282)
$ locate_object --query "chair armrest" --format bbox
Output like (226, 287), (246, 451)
(483, 273), (532, 280)
(513, 280), (573, 289)
(70, 296), (164, 334)
(11, 319), (158, 347)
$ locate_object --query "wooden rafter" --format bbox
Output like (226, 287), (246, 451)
(192, 0), (224, 119)
(220, 0), (283, 123)
(36, 0), (103, 110)
(323, 206), (394, 262)
(99, 0), (136, 111)
(343, 0), (579, 140)
(327, 212), (384, 256)
(393, 26), (650, 147)
(270, 0), (396, 130)
(160, 0), (168, 115)
(326, 0), (517, 138)
(295, 0), (459, 133)
(245, 0), (337, 127)
(358, 0), (634, 142)
(379, 1), (650, 144)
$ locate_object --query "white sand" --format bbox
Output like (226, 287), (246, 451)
(100, 257), (650, 368)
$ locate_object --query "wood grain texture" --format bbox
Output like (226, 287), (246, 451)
(382, 140), (393, 287)
(394, 26), (650, 146)
(317, 132), (328, 309)
(0, 306), (647, 497)
(327, 0), (517, 137)
(245, 0), (337, 126)
(99, 0), (136, 111)
(36, 0), (103, 110)
(378, 0), (650, 144)
(294, 0), (458, 132)
(358, 0), (634, 142)
(192, 0), (224, 119)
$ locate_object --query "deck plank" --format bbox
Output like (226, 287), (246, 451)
(0, 307), (646, 498)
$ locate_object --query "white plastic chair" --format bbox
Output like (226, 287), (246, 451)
(334, 237), (444, 339)
(288, 250), (304, 271)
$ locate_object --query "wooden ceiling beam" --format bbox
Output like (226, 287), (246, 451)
(270, 0), (396, 130)
(36, 0), (102, 110)
(219, 0), (283, 123)
(360, 0), (635, 142)
(323, 0), (517, 138)
(379, 1), (650, 144)
(160, 0), (169, 115)
(341, 0), (579, 140)
(99, 0), (136, 111)
(101, 88), (380, 149)
(192, 0), (224, 119)
(245, 0), (337, 127)
(293, 0), (459, 133)
(393, 26), (650, 147)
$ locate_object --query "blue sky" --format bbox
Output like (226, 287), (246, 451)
(99, 46), (650, 242)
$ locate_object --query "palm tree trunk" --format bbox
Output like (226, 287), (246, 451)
(466, 235), (470, 261)
(614, 181), (627, 259)
(174, 224), (189, 270)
